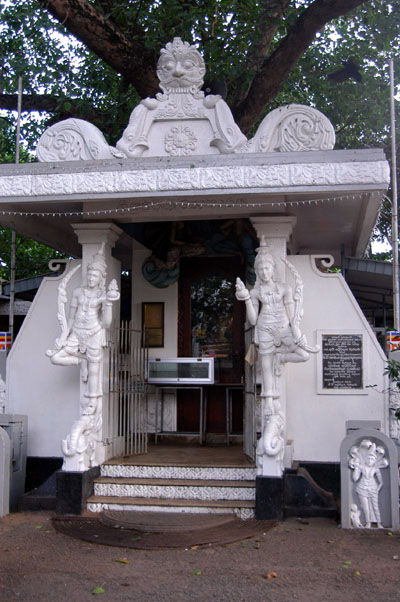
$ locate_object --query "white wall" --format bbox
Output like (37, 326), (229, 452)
(131, 249), (178, 431)
(285, 255), (388, 463)
(131, 249), (178, 358)
(7, 262), (81, 457)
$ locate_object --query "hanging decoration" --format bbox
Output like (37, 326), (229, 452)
(0, 193), (372, 219)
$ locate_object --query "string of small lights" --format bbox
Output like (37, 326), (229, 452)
(0, 192), (375, 218)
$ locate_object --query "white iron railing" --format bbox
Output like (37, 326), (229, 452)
(244, 324), (256, 460)
(107, 322), (148, 457)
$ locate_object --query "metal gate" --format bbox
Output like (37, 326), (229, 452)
(243, 324), (256, 460)
(107, 322), (148, 457)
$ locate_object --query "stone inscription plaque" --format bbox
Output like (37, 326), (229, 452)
(322, 334), (363, 389)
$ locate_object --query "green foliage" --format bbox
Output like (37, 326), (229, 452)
(0, 115), (35, 164)
(0, 111), (65, 281)
(0, 227), (66, 281)
(385, 359), (400, 384)
(270, 3), (400, 148)
(1, 1), (399, 146)
(370, 250), (393, 262)
(0, 0), (399, 250)
(0, 0), (141, 144)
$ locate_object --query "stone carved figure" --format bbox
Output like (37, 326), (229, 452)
(235, 237), (318, 474)
(47, 245), (120, 470)
(116, 37), (246, 157)
(259, 412), (285, 468)
(61, 399), (102, 471)
(348, 439), (388, 528)
(36, 38), (334, 163)
(350, 504), (364, 528)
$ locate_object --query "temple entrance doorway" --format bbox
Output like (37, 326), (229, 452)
(178, 256), (245, 442)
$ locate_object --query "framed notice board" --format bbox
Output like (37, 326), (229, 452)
(317, 331), (366, 395)
(142, 302), (164, 348)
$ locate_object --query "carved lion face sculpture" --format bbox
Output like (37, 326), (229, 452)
(157, 37), (205, 92)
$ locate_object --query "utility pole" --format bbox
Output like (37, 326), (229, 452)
(390, 60), (399, 331)
(9, 76), (23, 346)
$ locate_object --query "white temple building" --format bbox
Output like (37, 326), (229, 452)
(0, 38), (392, 519)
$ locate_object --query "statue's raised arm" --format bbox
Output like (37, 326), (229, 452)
(235, 237), (318, 476)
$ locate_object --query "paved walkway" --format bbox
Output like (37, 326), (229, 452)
(0, 511), (399, 601)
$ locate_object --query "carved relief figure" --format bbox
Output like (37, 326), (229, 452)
(349, 439), (388, 528)
(350, 504), (364, 528)
(235, 237), (317, 474)
(61, 399), (101, 471)
(47, 245), (119, 470)
(116, 37), (246, 158)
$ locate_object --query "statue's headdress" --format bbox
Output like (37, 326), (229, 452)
(254, 235), (276, 270)
(88, 242), (107, 277)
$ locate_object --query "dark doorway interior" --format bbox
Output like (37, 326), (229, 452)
(178, 256), (245, 436)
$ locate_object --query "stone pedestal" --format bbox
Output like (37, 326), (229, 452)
(56, 466), (100, 515)
(255, 476), (284, 520)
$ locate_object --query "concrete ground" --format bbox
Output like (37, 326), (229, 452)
(0, 511), (399, 602)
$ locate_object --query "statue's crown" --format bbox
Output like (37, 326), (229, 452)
(88, 242), (106, 275)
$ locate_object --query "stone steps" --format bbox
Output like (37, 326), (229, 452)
(101, 464), (257, 481)
(86, 495), (255, 519)
(93, 477), (255, 501)
(87, 462), (256, 519)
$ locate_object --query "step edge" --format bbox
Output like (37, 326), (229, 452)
(95, 477), (256, 487)
(87, 495), (256, 508)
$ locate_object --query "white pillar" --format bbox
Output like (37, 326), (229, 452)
(60, 223), (122, 471)
(250, 216), (297, 477)
(72, 223), (122, 285)
(251, 216), (297, 280)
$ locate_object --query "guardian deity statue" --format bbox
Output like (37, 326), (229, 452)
(47, 244), (119, 470)
(236, 237), (318, 474)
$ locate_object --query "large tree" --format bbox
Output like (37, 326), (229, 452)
(0, 0), (399, 253)
(0, 1), (399, 142)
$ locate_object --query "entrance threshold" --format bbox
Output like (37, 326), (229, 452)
(105, 443), (255, 468)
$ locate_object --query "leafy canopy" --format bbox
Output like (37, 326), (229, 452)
(0, 0), (399, 270)
(0, 0), (399, 145)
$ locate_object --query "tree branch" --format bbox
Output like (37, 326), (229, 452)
(233, 0), (368, 133)
(0, 93), (111, 130)
(37, 0), (159, 98)
(0, 93), (87, 113)
(231, 0), (290, 107)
